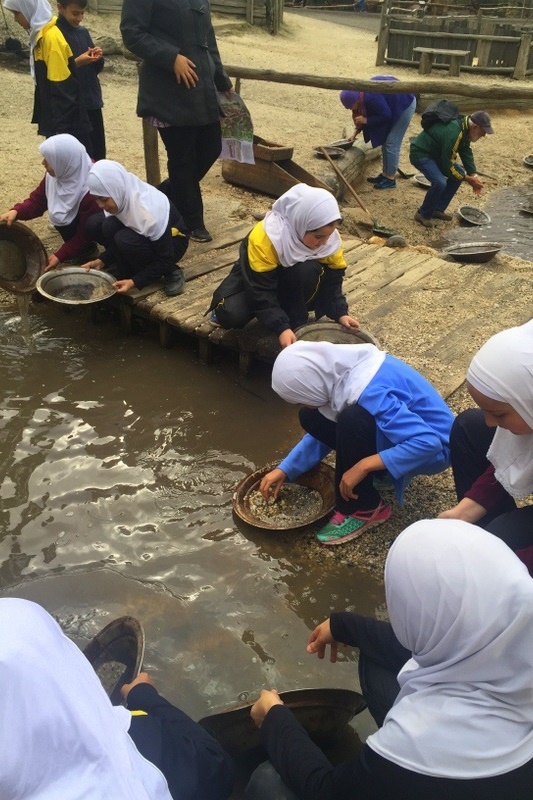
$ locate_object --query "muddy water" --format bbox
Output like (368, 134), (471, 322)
(0, 301), (384, 740)
(442, 185), (533, 260)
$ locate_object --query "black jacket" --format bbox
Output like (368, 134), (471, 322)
(120, 0), (232, 127)
(56, 16), (104, 110)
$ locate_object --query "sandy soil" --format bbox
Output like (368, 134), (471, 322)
(1, 10), (532, 577)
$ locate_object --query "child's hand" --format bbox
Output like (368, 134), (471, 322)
(250, 689), (284, 729)
(278, 329), (297, 349)
(82, 258), (104, 272)
(260, 468), (287, 501)
(307, 618), (340, 662)
(173, 53), (198, 88)
(0, 210), (18, 226)
(90, 46), (103, 59)
(338, 314), (360, 330)
(113, 279), (135, 293)
(76, 48), (101, 66)
(121, 671), (156, 702)
(340, 455), (384, 501)
(45, 254), (60, 271)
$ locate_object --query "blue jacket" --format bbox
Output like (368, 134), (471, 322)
(361, 76), (415, 148)
(278, 354), (453, 504)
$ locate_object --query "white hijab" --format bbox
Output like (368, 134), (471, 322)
(88, 160), (170, 241)
(0, 598), (173, 800)
(262, 183), (342, 267)
(39, 134), (92, 226)
(3, 0), (53, 78)
(368, 519), (533, 778)
(467, 320), (533, 497)
(271, 340), (385, 421)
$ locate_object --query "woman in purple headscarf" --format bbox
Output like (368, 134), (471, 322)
(340, 76), (416, 190)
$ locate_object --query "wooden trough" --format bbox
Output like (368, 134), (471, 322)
(222, 135), (332, 197)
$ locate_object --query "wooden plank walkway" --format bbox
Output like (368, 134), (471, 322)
(102, 225), (533, 399)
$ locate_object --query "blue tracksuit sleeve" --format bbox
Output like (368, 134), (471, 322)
(278, 434), (331, 480)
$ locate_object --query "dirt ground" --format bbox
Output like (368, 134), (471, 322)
(1, 9), (532, 577)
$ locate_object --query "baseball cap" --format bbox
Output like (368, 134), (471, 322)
(470, 111), (494, 134)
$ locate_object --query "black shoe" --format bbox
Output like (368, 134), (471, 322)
(366, 175), (383, 184)
(189, 227), (212, 243)
(164, 267), (186, 296)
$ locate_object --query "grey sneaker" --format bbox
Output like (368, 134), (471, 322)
(164, 267), (186, 296)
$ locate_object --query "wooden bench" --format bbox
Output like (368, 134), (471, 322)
(413, 46), (470, 77)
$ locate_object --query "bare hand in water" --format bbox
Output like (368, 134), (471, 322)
(260, 468), (286, 501)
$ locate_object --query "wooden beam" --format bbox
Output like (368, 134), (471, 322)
(388, 28), (521, 42)
(142, 119), (161, 186)
(223, 65), (533, 99)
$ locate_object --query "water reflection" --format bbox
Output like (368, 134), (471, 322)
(0, 302), (383, 740)
(443, 184), (533, 261)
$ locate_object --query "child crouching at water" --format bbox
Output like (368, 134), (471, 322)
(0, 134), (99, 269)
(83, 160), (189, 296)
(261, 341), (454, 545)
(208, 183), (359, 348)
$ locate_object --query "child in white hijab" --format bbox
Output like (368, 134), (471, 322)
(4, 0), (91, 146)
(84, 159), (189, 296)
(0, 598), (234, 800)
(262, 340), (453, 545)
(439, 319), (533, 573)
(0, 134), (100, 268)
(245, 519), (533, 800)
(208, 184), (359, 348)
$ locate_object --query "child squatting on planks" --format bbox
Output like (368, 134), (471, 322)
(0, 598), (235, 800)
(83, 160), (189, 296)
(261, 341), (454, 545)
(438, 319), (533, 574)
(244, 519), (533, 800)
(0, 134), (99, 269)
(208, 184), (359, 349)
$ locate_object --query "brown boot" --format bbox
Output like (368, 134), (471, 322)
(414, 212), (435, 228)
(433, 210), (453, 221)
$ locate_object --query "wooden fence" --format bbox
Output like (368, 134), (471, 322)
(87, 0), (284, 31)
(376, 0), (533, 76)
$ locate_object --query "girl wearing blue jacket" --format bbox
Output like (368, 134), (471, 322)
(260, 341), (453, 546)
(340, 76), (416, 190)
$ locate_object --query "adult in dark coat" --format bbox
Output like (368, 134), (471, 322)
(120, 0), (232, 242)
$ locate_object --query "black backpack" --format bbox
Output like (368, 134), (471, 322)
(421, 100), (460, 130)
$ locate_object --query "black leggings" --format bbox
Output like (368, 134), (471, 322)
(299, 405), (381, 514)
(159, 122), (222, 231)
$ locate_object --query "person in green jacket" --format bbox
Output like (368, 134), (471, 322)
(409, 110), (493, 228)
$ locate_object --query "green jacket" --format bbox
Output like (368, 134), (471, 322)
(409, 116), (477, 180)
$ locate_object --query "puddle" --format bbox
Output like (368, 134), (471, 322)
(0, 302), (383, 744)
(438, 185), (533, 261)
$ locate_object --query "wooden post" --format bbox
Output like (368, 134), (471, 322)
(245, 0), (254, 25)
(142, 118), (161, 186)
(376, 0), (391, 66)
(235, 76), (241, 94)
(513, 31), (532, 80)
